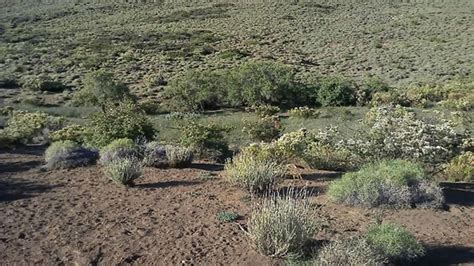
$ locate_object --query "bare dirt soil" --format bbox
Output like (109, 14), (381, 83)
(1, 146), (473, 265)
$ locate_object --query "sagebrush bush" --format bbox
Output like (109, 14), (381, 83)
(143, 141), (168, 168)
(44, 140), (99, 169)
(327, 160), (444, 208)
(315, 237), (385, 265)
(247, 191), (317, 258)
(165, 145), (194, 168)
(49, 124), (87, 143)
(242, 116), (283, 142)
(442, 152), (473, 182)
(99, 138), (140, 164)
(179, 121), (231, 162)
(72, 70), (135, 107)
(103, 157), (143, 186)
(356, 77), (390, 106)
(366, 223), (425, 261)
(2, 110), (63, 144)
(224, 150), (286, 193)
(317, 76), (356, 106)
(85, 100), (155, 148)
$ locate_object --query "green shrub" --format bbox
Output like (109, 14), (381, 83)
(2, 110), (63, 144)
(315, 237), (385, 265)
(85, 100), (155, 148)
(139, 98), (164, 115)
(366, 223), (425, 261)
(442, 152), (473, 182)
(288, 107), (320, 119)
(224, 151), (286, 193)
(163, 70), (229, 112)
(21, 75), (66, 92)
(251, 104), (281, 118)
(216, 211), (239, 222)
(103, 157), (143, 186)
(178, 121), (231, 162)
(44, 140), (98, 169)
(327, 160), (444, 208)
(49, 124), (87, 143)
(356, 77), (390, 106)
(71, 70), (134, 107)
(242, 116), (283, 142)
(228, 61), (302, 107)
(247, 191), (317, 258)
(317, 77), (356, 106)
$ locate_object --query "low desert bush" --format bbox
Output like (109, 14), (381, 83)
(165, 145), (194, 168)
(317, 76), (356, 107)
(44, 140), (99, 169)
(242, 116), (283, 142)
(288, 106), (320, 119)
(21, 75), (66, 92)
(251, 104), (281, 118)
(247, 191), (317, 258)
(303, 143), (358, 171)
(224, 151), (286, 193)
(72, 70), (135, 107)
(103, 157), (143, 186)
(216, 211), (239, 222)
(164, 112), (201, 120)
(139, 98), (164, 115)
(179, 121), (231, 162)
(2, 110), (63, 144)
(99, 138), (140, 164)
(366, 223), (425, 261)
(442, 152), (473, 182)
(327, 160), (444, 208)
(315, 237), (385, 265)
(49, 124), (87, 143)
(356, 77), (391, 106)
(143, 142), (194, 168)
(85, 100), (155, 148)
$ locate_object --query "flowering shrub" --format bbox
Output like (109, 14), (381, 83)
(442, 152), (473, 182)
(242, 116), (283, 142)
(2, 110), (63, 144)
(250, 104), (280, 118)
(165, 112), (200, 120)
(303, 142), (358, 171)
(49, 124), (87, 143)
(288, 106), (320, 119)
(327, 160), (444, 208)
(349, 106), (463, 165)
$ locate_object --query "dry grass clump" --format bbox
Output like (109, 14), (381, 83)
(315, 237), (386, 265)
(247, 190), (317, 258)
(165, 145), (194, 168)
(442, 152), (473, 182)
(103, 157), (143, 186)
(224, 151), (286, 194)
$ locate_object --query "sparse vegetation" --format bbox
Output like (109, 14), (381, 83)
(216, 211), (239, 223)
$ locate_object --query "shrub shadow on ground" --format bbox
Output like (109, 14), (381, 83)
(0, 177), (61, 202)
(0, 160), (42, 174)
(134, 180), (201, 189)
(440, 182), (474, 207)
(420, 245), (474, 265)
(300, 171), (343, 181)
(191, 163), (224, 172)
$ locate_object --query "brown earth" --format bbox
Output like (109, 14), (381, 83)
(0, 146), (473, 265)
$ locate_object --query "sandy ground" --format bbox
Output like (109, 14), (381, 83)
(0, 146), (473, 265)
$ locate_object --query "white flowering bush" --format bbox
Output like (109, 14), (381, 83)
(347, 106), (463, 165)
